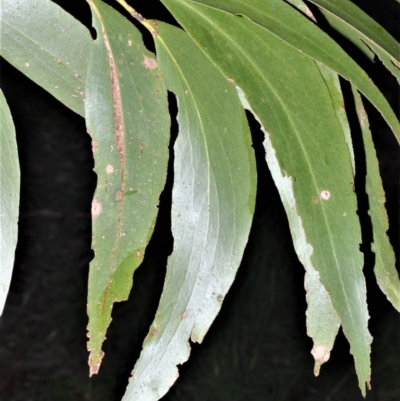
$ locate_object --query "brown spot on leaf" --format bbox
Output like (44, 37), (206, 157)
(136, 250), (141, 258)
(106, 164), (114, 174)
(143, 56), (158, 70)
(91, 198), (102, 218)
(227, 77), (235, 84)
(115, 190), (123, 202)
(92, 140), (98, 152)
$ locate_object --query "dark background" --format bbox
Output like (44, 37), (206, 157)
(0, 1), (399, 400)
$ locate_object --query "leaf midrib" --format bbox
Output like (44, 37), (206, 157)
(179, 0), (362, 336)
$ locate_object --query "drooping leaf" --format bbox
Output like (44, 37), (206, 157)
(309, 0), (400, 83)
(0, 89), (20, 316)
(352, 88), (400, 312)
(162, 0), (399, 142)
(305, 62), (359, 375)
(85, 0), (170, 374)
(0, 0), (91, 116)
(284, 3), (351, 377)
(161, 0), (372, 393)
(122, 21), (256, 401)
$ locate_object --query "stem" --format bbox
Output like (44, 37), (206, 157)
(114, 0), (158, 36)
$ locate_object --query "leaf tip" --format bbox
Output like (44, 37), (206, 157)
(89, 350), (105, 376)
(311, 345), (331, 376)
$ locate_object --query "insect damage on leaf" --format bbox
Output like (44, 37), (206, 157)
(91, 198), (103, 218)
(143, 55), (158, 70)
(319, 190), (331, 200)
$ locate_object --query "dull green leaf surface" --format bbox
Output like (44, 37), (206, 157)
(352, 88), (400, 312)
(309, 0), (400, 82)
(163, 0), (400, 142)
(0, 89), (19, 316)
(0, 0), (91, 116)
(122, 21), (256, 401)
(85, 0), (170, 374)
(162, 0), (372, 393)
(305, 62), (358, 376)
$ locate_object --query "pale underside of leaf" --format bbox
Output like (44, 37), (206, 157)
(352, 88), (400, 312)
(0, 0), (91, 116)
(308, 0), (400, 83)
(122, 21), (256, 401)
(0, 89), (20, 316)
(85, 0), (170, 374)
(163, 0), (400, 143)
(161, 0), (372, 393)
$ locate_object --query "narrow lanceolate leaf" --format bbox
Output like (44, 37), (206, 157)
(0, 0), (91, 116)
(0, 90), (20, 316)
(306, 62), (358, 375)
(162, 1), (372, 393)
(122, 22), (256, 401)
(317, 63), (355, 174)
(309, 0), (400, 83)
(85, 0), (170, 374)
(162, 0), (400, 142)
(352, 88), (400, 312)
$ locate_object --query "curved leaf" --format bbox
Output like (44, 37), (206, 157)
(352, 88), (400, 311)
(162, 0), (399, 142)
(122, 21), (256, 401)
(0, 89), (20, 316)
(309, 0), (400, 82)
(161, 0), (372, 393)
(0, 0), (91, 116)
(85, 0), (170, 374)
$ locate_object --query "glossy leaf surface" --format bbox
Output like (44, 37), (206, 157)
(161, 0), (372, 392)
(122, 21), (256, 401)
(0, 90), (20, 316)
(0, 0), (91, 116)
(85, 0), (170, 374)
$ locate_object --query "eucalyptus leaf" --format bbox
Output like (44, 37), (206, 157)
(122, 21), (256, 401)
(161, 0), (373, 393)
(352, 88), (400, 311)
(0, 0), (92, 116)
(309, 0), (400, 82)
(85, 0), (170, 373)
(0, 89), (20, 316)
(162, 0), (399, 142)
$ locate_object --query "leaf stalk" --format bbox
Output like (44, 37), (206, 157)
(114, 0), (158, 36)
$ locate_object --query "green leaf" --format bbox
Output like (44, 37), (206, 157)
(162, 0), (400, 142)
(122, 21), (256, 401)
(85, 0), (170, 374)
(352, 88), (400, 312)
(0, 89), (20, 316)
(161, 0), (372, 393)
(0, 0), (91, 116)
(309, 0), (400, 82)
(305, 62), (356, 376)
